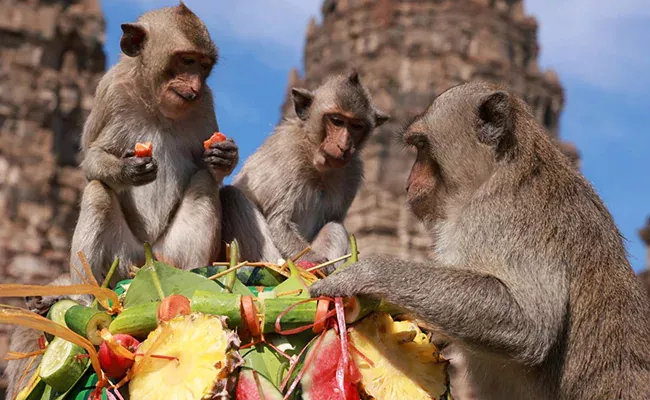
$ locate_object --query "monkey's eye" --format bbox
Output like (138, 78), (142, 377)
(350, 122), (365, 131)
(415, 140), (426, 150)
(201, 62), (212, 70)
(181, 57), (195, 65)
(329, 116), (345, 127)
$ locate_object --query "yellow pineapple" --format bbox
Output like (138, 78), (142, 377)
(349, 312), (448, 399)
(129, 313), (243, 400)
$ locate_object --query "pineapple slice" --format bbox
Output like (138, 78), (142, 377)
(129, 313), (243, 400)
(349, 312), (448, 400)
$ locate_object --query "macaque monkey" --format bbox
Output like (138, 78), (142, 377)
(4, 4), (238, 397)
(221, 71), (389, 272)
(311, 81), (650, 399)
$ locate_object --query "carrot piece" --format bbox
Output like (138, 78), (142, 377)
(134, 142), (153, 158)
(203, 132), (227, 149)
(312, 298), (331, 334)
(241, 296), (261, 338)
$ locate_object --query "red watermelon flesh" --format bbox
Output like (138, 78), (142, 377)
(301, 329), (361, 400)
(236, 367), (283, 400)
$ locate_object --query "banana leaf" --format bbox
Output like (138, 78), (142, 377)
(123, 244), (223, 308)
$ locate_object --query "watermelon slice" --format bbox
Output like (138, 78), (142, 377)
(300, 329), (361, 400)
(235, 367), (283, 400)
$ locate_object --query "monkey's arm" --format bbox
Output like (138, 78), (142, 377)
(267, 216), (324, 262)
(81, 145), (157, 191)
(310, 256), (566, 366)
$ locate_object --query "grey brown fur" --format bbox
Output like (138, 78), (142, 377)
(311, 81), (650, 399)
(4, 4), (237, 398)
(221, 71), (388, 272)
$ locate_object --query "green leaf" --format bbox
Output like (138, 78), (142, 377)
(123, 244), (223, 308)
(241, 332), (313, 389)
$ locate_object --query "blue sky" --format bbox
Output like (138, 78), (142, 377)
(104, 0), (650, 272)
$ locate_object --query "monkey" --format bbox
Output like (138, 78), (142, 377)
(220, 70), (389, 274)
(310, 81), (650, 399)
(3, 4), (238, 397)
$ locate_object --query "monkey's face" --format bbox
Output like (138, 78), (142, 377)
(158, 52), (214, 120)
(312, 112), (370, 171)
(291, 70), (389, 172)
(403, 119), (446, 221)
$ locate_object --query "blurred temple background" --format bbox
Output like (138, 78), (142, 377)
(0, 0), (648, 396)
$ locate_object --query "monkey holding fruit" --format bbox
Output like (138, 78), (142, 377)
(4, 4), (238, 397)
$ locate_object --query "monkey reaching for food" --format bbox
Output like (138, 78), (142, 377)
(220, 71), (389, 273)
(311, 81), (650, 399)
(4, 4), (237, 397)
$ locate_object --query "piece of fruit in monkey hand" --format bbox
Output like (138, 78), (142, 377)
(203, 132), (227, 149)
(134, 142), (153, 158)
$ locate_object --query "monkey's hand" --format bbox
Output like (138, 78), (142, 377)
(309, 256), (387, 299)
(25, 295), (63, 316)
(121, 149), (158, 186)
(204, 138), (239, 182)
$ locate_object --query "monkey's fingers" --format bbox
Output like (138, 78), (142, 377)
(122, 149), (136, 158)
(209, 140), (238, 151)
(205, 156), (234, 169)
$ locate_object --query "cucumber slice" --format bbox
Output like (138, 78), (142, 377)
(45, 300), (78, 341)
(108, 301), (159, 339)
(64, 305), (113, 345)
(39, 337), (89, 394)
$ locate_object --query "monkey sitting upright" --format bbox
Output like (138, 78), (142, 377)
(220, 71), (389, 272)
(71, 2), (238, 285)
(4, 4), (238, 397)
(311, 81), (650, 399)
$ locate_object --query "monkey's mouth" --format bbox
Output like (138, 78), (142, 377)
(171, 88), (200, 103)
(314, 148), (354, 171)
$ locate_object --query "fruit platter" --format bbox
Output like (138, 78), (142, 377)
(1, 237), (450, 399)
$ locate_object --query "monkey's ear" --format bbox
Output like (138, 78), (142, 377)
(477, 90), (513, 148)
(374, 108), (390, 127)
(120, 23), (147, 57)
(291, 88), (314, 121)
(348, 69), (360, 85)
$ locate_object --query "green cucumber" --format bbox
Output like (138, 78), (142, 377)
(262, 298), (317, 333)
(45, 300), (78, 341)
(108, 301), (159, 339)
(38, 337), (89, 394)
(64, 305), (113, 345)
(190, 291), (242, 328)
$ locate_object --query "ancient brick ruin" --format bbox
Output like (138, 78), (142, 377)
(0, 0), (105, 392)
(282, 0), (579, 262)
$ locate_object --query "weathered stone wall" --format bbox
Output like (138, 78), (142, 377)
(0, 0), (105, 393)
(282, 0), (579, 262)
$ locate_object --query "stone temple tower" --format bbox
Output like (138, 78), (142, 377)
(281, 0), (580, 262)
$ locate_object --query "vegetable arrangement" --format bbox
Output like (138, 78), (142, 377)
(1, 236), (450, 400)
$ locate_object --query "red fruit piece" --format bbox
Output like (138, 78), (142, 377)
(296, 260), (319, 270)
(157, 294), (191, 323)
(203, 132), (227, 149)
(134, 142), (153, 157)
(99, 334), (139, 380)
(235, 368), (283, 400)
(301, 329), (361, 400)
